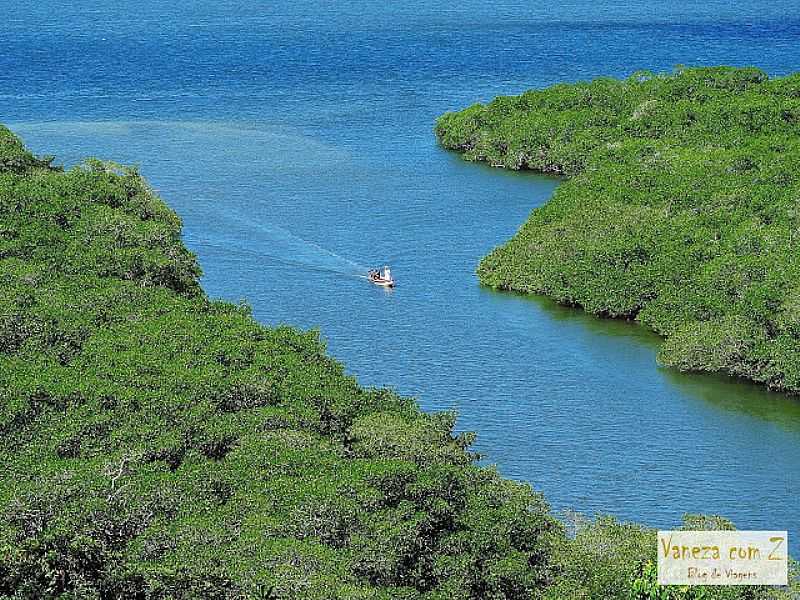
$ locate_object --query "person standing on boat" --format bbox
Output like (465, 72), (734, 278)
(383, 266), (391, 281)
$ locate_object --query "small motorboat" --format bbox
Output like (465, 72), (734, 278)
(368, 266), (395, 287)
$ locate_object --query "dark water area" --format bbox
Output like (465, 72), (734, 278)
(3, 0), (798, 552)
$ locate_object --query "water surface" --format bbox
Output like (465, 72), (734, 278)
(3, 0), (799, 552)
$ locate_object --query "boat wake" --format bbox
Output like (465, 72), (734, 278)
(186, 213), (379, 279)
(186, 213), (397, 283)
(187, 236), (372, 280)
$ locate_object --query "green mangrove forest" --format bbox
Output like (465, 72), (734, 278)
(436, 66), (800, 394)
(0, 125), (796, 599)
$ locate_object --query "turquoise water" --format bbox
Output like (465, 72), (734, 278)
(4, 0), (799, 552)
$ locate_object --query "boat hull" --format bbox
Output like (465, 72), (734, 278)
(369, 276), (395, 287)
(371, 279), (395, 287)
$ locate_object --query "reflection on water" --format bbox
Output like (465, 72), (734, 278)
(493, 285), (657, 339)
(489, 285), (800, 434)
(665, 369), (800, 436)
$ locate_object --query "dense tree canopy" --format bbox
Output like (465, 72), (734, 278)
(436, 67), (800, 393)
(0, 124), (793, 598)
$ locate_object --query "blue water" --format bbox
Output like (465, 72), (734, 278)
(3, 0), (799, 553)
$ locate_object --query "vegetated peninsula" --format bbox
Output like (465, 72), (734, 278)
(0, 126), (796, 599)
(436, 67), (800, 394)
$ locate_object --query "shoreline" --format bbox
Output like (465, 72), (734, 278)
(436, 66), (800, 396)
